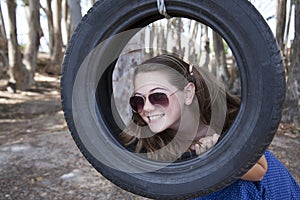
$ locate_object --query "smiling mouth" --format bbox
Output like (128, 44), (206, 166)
(147, 114), (164, 122)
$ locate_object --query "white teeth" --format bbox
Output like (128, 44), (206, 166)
(148, 114), (164, 121)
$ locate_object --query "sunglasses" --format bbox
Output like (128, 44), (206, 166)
(129, 90), (179, 113)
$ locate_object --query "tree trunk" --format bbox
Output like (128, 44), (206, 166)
(0, 3), (8, 80)
(149, 24), (155, 57)
(113, 30), (145, 123)
(62, 0), (71, 43)
(47, 0), (63, 75)
(23, 0), (42, 87)
(0, 4), (6, 40)
(276, 0), (287, 53)
(213, 32), (231, 88)
(40, 0), (55, 56)
(188, 21), (199, 64)
(67, 0), (82, 33)
(7, 0), (31, 91)
(199, 24), (210, 70)
(284, 1), (293, 50)
(176, 18), (184, 58)
(157, 20), (166, 55)
(283, 0), (300, 128)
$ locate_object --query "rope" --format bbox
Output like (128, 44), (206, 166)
(157, 0), (171, 19)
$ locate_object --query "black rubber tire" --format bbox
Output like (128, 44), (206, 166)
(61, 0), (285, 199)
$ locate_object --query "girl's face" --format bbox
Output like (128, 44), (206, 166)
(133, 72), (185, 133)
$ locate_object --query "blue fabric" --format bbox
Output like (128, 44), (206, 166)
(194, 150), (300, 200)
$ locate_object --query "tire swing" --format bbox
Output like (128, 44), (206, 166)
(61, 0), (285, 199)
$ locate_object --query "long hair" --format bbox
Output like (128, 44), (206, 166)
(119, 54), (240, 160)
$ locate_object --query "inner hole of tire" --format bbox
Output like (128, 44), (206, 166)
(109, 17), (241, 161)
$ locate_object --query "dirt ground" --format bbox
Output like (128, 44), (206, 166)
(0, 72), (299, 200)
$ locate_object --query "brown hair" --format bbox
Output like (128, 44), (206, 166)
(119, 54), (240, 160)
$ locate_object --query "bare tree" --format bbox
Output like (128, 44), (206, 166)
(284, 0), (293, 52)
(0, 4), (6, 41)
(62, 0), (71, 43)
(161, 18), (185, 58)
(113, 29), (146, 122)
(62, 0), (82, 43)
(276, 0), (287, 53)
(148, 24), (156, 57)
(212, 32), (231, 87)
(0, 3), (8, 80)
(157, 20), (166, 55)
(198, 24), (210, 70)
(6, 0), (31, 91)
(41, 0), (54, 55)
(47, 0), (63, 74)
(187, 21), (199, 63)
(23, 0), (42, 86)
(67, 0), (82, 33)
(174, 18), (184, 58)
(283, 0), (300, 127)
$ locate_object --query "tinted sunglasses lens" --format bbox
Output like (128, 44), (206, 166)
(149, 93), (169, 107)
(130, 96), (144, 112)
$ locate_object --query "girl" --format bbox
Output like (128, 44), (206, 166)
(119, 54), (300, 199)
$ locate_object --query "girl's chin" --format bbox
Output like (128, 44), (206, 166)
(148, 123), (166, 133)
(148, 126), (164, 133)
(147, 119), (180, 134)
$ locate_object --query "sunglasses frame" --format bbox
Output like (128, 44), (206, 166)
(129, 90), (179, 113)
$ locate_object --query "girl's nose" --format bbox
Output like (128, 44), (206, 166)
(142, 98), (155, 112)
